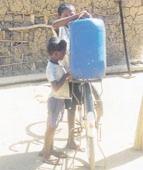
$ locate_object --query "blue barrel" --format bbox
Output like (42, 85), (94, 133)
(69, 18), (106, 80)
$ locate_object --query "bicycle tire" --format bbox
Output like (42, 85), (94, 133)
(83, 82), (96, 170)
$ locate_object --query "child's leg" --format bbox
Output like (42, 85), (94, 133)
(66, 83), (84, 151)
(41, 97), (59, 159)
(42, 124), (67, 160)
(41, 97), (67, 160)
(66, 103), (84, 151)
(43, 124), (56, 160)
(67, 104), (77, 146)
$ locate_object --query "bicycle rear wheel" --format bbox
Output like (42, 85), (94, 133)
(83, 82), (96, 170)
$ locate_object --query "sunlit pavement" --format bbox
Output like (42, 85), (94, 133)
(0, 72), (143, 170)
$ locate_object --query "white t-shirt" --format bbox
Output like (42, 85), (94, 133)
(46, 60), (70, 99)
(59, 26), (70, 70)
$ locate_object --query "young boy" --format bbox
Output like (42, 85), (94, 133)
(52, 3), (92, 150)
(42, 37), (71, 162)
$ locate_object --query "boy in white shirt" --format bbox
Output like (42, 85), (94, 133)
(42, 37), (71, 163)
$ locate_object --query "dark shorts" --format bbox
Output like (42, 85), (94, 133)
(47, 97), (64, 128)
(64, 82), (83, 110)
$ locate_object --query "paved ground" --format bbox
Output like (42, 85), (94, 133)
(0, 72), (143, 170)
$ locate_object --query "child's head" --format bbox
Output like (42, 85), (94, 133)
(58, 3), (76, 18)
(47, 37), (67, 61)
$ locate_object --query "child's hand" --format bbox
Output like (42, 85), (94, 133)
(78, 10), (92, 19)
(65, 72), (72, 80)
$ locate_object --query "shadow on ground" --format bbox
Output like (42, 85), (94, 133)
(0, 152), (42, 170)
(97, 147), (143, 170)
(0, 152), (90, 170)
(6, 120), (143, 170)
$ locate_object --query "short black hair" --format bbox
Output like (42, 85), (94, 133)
(47, 37), (67, 55)
(58, 3), (74, 16)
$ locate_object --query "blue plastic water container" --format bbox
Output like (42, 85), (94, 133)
(69, 18), (106, 80)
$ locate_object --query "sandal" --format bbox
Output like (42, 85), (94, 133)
(43, 158), (62, 165)
(51, 150), (68, 158)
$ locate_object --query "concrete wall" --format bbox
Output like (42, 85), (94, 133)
(0, 0), (143, 76)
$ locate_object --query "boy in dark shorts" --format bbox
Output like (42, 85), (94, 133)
(52, 3), (92, 150)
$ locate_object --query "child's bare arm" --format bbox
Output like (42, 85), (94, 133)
(51, 73), (71, 91)
(52, 11), (92, 29)
(52, 14), (79, 29)
(78, 10), (92, 19)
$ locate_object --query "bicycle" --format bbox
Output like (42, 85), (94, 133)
(63, 79), (106, 170)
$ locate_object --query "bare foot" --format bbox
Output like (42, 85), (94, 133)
(40, 149), (67, 159)
(42, 150), (65, 165)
